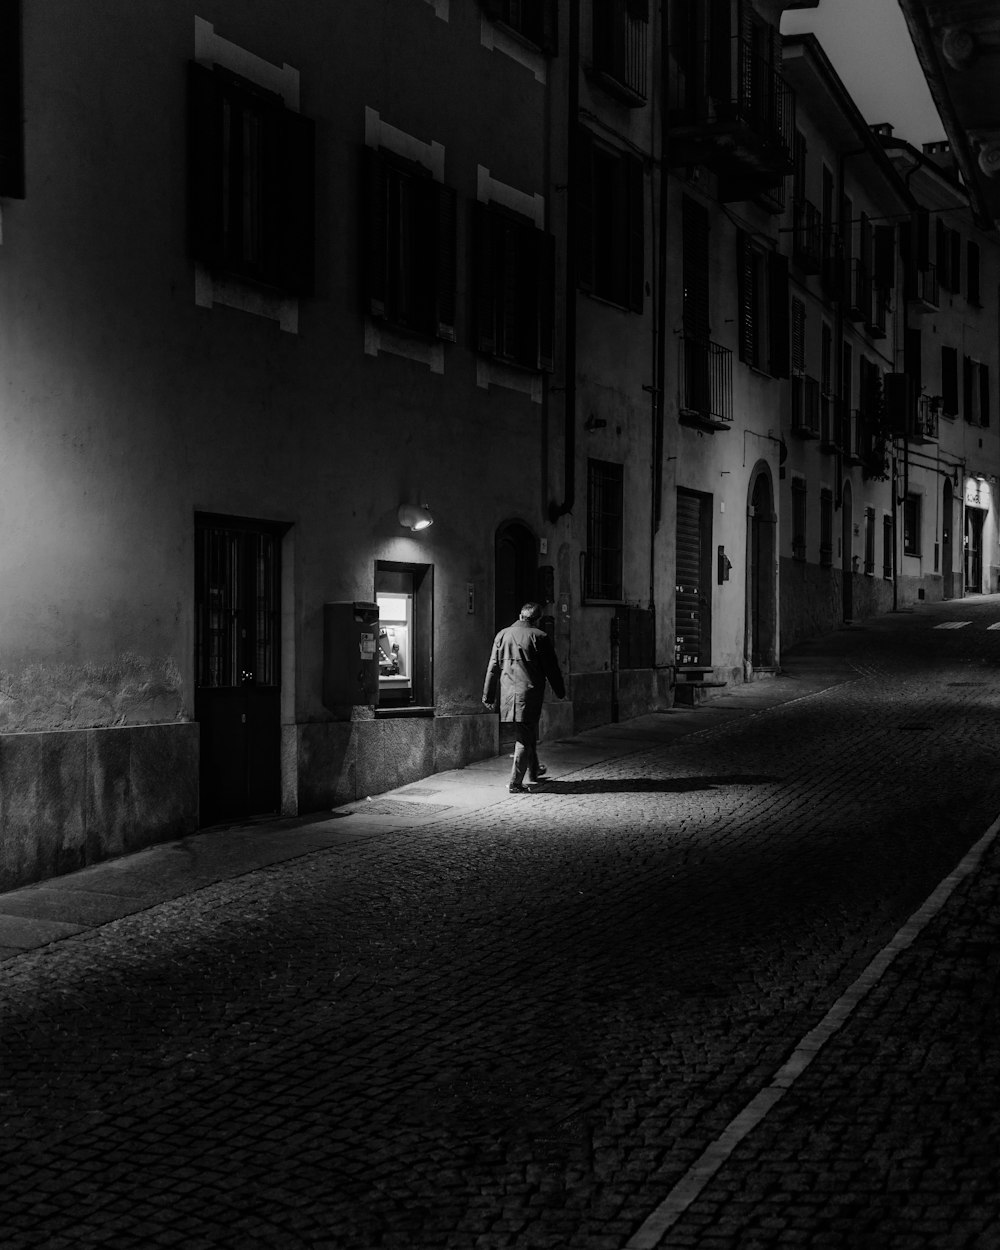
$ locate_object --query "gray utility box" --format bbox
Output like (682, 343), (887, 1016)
(323, 602), (380, 710)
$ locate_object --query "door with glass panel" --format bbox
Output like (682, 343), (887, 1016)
(195, 516), (282, 824)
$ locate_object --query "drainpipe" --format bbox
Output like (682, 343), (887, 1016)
(650, 0), (669, 611)
(548, 0), (580, 525)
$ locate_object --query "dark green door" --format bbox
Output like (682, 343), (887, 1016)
(195, 517), (282, 824)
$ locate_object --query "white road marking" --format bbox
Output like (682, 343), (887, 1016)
(625, 812), (1000, 1249)
(934, 621), (971, 629)
(988, 623), (1000, 631)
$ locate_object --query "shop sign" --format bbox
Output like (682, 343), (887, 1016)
(965, 476), (991, 510)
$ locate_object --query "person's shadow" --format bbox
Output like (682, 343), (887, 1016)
(532, 774), (780, 794)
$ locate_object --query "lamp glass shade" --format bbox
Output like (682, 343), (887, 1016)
(398, 504), (433, 531)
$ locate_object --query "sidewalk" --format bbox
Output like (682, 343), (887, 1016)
(0, 643), (856, 960)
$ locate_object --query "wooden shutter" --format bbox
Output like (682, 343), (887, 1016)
(187, 63), (226, 269)
(950, 230), (962, 295)
(541, 0), (559, 54)
(627, 0), (650, 19)
(768, 250), (790, 378)
(941, 345), (958, 415)
(473, 202), (497, 355)
(791, 298), (805, 374)
(362, 146), (388, 318)
(628, 153), (644, 313)
(981, 363), (990, 427)
(968, 241), (981, 305)
(682, 196), (710, 339)
(737, 230), (754, 364)
(963, 354), (974, 422)
(873, 225), (895, 289)
(936, 218), (948, 288)
(576, 127), (595, 293)
(915, 208), (929, 268)
(538, 229), (556, 371)
(277, 109), (316, 297)
(0, 0), (23, 197)
(434, 182), (458, 341)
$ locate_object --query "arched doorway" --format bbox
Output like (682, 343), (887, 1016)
(494, 520), (538, 635)
(965, 505), (984, 594)
(942, 479), (954, 599)
(842, 480), (854, 621)
(746, 466), (777, 670)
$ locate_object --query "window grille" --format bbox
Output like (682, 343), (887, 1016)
(586, 459), (625, 600)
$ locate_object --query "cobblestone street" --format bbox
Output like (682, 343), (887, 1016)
(2, 598), (1000, 1249)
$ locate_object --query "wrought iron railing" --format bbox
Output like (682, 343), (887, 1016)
(593, 0), (648, 102)
(679, 335), (733, 424)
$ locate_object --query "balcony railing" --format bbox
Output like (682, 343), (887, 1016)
(668, 36), (795, 178)
(679, 334), (733, 429)
(792, 198), (822, 274)
(593, 0), (648, 104)
(791, 374), (820, 438)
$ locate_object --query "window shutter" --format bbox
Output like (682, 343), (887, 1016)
(362, 146), (388, 319)
(541, 0), (559, 54)
(482, 0), (504, 17)
(963, 354), (974, 422)
(628, 153), (644, 313)
(941, 345), (958, 415)
(576, 127), (595, 293)
(936, 218), (948, 288)
(538, 229), (556, 371)
(791, 298), (805, 374)
(626, 0), (650, 20)
(950, 229), (962, 295)
(682, 196), (710, 339)
(915, 209), (929, 268)
(473, 202), (497, 355)
(768, 250), (790, 378)
(0, 0), (23, 197)
(981, 363), (990, 427)
(737, 230), (753, 364)
(277, 109), (316, 297)
(433, 181), (457, 341)
(968, 241), (981, 305)
(873, 225), (894, 289)
(187, 62), (226, 269)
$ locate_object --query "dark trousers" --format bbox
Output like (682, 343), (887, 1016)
(511, 721), (540, 786)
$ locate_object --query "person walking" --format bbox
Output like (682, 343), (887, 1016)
(482, 602), (565, 793)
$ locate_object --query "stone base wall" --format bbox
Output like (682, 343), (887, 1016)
(293, 712), (499, 813)
(780, 559), (843, 652)
(568, 668), (668, 732)
(0, 723), (199, 890)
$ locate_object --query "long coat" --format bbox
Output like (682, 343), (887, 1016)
(483, 619), (565, 724)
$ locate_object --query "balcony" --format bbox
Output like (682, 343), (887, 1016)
(908, 262), (939, 312)
(668, 37), (795, 193)
(791, 374), (821, 438)
(913, 395), (939, 443)
(592, 0), (648, 105)
(678, 335), (733, 432)
(792, 198), (822, 274)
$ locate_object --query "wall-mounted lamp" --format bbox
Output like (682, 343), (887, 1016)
(398, 503), (434, 531)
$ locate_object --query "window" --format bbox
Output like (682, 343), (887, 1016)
(375, 562), (433, 710)
(864, 507), (875, 575)
(188, 62), (315, 295)
(967, 241), (981, 306)
(903, 493), (920, 557)
(820, 489), (833, 567)
(0, 0), (23, 198)
(362, 147), (457, 340)
(791, 478), (806, 561)
(737, 232), (789, 377)
(586, 460), (624, 600)
(482, 0), (558, 52)
(578, 128), (644, 312)
(791, 298), (806, 375)
(474, 203), (554, 371)
(963, 357), (991, 427)
(592, 0), (649, 102)
(883, 515), (893, 579)
(941, 345), (958, 417)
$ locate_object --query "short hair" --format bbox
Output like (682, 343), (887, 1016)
(519, 602), (542, 622)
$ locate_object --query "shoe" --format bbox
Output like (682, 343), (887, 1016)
(508, 783), (529, 793)
(527, 764), (548, 784)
